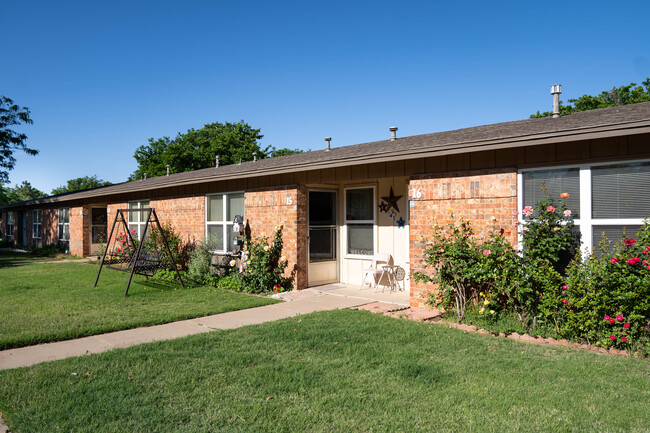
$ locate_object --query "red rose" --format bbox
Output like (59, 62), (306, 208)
(610, 335), (616, 341)
(616, 314), (624, 322)
(628, 257), (640, 265)
(609, 319), (615, 324)
(624, 322), (630, 329)
(621, 337), (627, 343)
(604, 315), (610, 321)
(561, 299), (567, 304)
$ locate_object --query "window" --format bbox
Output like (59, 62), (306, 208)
(6, 212), (14, 240)
(345, 187), (375, 256)
(32, 210), (42, 239)
(58, 208), (70, 241)
(128, 201), (150, 240)
(519, 160), (650, 256)
(206, 192), (244, 252)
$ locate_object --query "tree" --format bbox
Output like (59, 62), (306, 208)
(531, 78), (650, 118)
(51, 175), (112, 195)
(129, 121), (302, 180)
(0, 96), (38, 183)
(2, 181), (46, 204)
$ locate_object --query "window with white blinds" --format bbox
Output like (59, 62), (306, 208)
(520, 160), (650, 256)
(522, 168), (580, 218)
(592, 162), (650, 219)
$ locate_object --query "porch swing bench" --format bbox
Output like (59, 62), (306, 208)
(107, 249), (166, 277)
(95, 208), (184, 296)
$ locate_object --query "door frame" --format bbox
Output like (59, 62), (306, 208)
(89, 206), (108, 255)
(307, 188), (339, 287)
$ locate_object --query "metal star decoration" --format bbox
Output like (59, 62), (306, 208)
(396, 217), (406, 228)
(381, 187), (403, 213)
(378, 202), (388, 212)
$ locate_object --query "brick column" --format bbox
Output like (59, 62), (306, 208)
(409, 168), (518, 307)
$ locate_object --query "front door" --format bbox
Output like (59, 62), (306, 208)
(90, 207), (108, 255)
(308, 190), (338, 286)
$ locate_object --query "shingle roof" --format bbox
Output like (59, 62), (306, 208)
(4, 102), (650, 208)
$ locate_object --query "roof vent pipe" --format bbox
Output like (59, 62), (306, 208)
(389, 126), (398, 141)
(166, 164), (170, 176)
(551, 84), (562, 118)
(325, 137), (331, 151)
(143, 173), (147, 180)
(253, 151), (258, 162)
(215, 155), (220, 167)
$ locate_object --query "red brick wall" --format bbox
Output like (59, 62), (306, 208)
(409, 168), (518, 307)
(245, 185), (307, 290)
(42, 208), (58, 246)
(107, 196), (204, 246)
(69, 206), (89, 256)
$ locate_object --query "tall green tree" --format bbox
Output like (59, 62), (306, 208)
(129, 121), (302, 180)
(51, 175), (112, 195)
(2, 180), (46, 204)
(0, 96), (38, 183)
(531, 78), (650, 118)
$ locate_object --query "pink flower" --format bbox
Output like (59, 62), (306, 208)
(130, 230), (136, 234)
(624, 238), (636, 246)
(546, 206), (555, 212)
(624, 322), (630, 329)
(610, 335), (616, 341)
(561, 299), (567, 304)
(621, 336), (627, 343)
(522, 206), (534, 216)
(610, 257), (619, 264)
(609, 318), (615, 324)
(628, 257), (640, 265)
(483, 249), (491, 256)
(604, 315), (610, 321)
(562, 284), (568, 290)
(521, 226), (529, 232)
(616, 314), (624, 322)
(643, 246), (650, 254)
(563, 209), (572, 217)
(116, 247), (121, 252)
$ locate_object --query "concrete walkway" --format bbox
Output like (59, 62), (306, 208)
(0, 284), (408, 371)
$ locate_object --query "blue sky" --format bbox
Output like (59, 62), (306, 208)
(3, 0), (649, 193)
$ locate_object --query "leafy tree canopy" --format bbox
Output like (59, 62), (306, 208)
(0, 96), (38, 183)
(51, 175), (112, 195)
(129, 121), (302, 180)
(0, 180), (46, 205)
(531, 78), (650, 118)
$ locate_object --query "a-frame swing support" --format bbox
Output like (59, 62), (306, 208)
(94, 208), (185, 296)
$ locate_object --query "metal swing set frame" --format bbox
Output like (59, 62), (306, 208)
(94, 208), (184, 296)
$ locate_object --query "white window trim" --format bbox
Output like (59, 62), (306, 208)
(128, 200), (151, 240)
(58, 208), (70, 241)
(518, 158), (650, 256)
(6, 211), (14, 240)
(343, 185), (377, 259)
(205, 191), (245, 253)
(32, 209), (42, 239)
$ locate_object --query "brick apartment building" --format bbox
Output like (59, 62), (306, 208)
(2, 102), (650, 307)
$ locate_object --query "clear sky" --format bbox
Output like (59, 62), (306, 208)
(3, 0), (649, 193)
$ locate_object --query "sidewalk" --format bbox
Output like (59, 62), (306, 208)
(0, 284), (407, 371)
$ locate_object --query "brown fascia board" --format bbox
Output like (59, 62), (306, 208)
(3, 114), (650, 210)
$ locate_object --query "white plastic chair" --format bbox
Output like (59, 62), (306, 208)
(359, 253), (393, 292)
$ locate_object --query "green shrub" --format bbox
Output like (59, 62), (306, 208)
(563, 221), (650, 354)
(240, 226), (291, 294)
(143, 222), (193, 270)
(217, 274), (242, 291)
(187, 242), (213, 284)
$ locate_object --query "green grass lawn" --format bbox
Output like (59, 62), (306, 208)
(0, 249), (61, 266)
(0, 310), (648, 433)
(0, 261), (278, 350)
